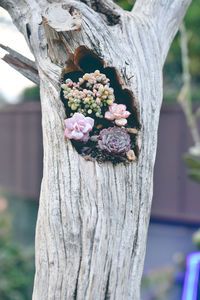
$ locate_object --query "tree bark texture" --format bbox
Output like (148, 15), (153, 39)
(0, 0), (191, 299)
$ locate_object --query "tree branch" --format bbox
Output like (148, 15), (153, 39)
(0, 44), (39, 85)
(0, 0), (13, 10)
(133, 0), (192, 63)
(177, 23), (200, 154)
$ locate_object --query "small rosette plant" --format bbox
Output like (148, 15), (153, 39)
(64, 113), (94, 142)
(105, 103), (131, 126)
(61, 70), (115, 118)
(98, 127), (131, 157)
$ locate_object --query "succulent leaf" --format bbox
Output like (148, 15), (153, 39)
(98, 127), (131, 157)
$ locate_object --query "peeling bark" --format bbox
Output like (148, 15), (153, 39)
(0, 0), (191, 299)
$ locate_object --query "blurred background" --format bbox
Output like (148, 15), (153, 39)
(0, 1), (200, 299)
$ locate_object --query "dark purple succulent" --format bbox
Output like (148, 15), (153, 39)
(98, 127), (131, 157)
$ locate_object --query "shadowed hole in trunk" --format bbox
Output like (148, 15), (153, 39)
(61, 46), (141, 162)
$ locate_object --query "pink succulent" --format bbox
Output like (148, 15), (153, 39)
(104, 103), (131, 126)
(64, 113), (94, 142)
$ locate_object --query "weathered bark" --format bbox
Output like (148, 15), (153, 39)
(0, 44), (39, 85)
(0, 0), (191, 299)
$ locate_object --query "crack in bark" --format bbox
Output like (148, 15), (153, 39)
(80, 0), (121, 26)
(91, 0), (120, 26)
(73, 165), (83, 299)
(26, 23), (31, 41)
(73, 255), (82, 300)
(104, 267), (111, 300)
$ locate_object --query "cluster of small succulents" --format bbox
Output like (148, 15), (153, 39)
(62, 70), (138, 163)
(61, 70), (115, 118)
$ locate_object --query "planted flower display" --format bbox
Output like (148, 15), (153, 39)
(64, 113), (94, 142)
(61, 70), (114, 118)
(61, 70), (139, 163)
(98, 127), (130, 156)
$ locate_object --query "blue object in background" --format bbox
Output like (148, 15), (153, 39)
(182, 252), (200, 300)
(144, 222), (198, 271)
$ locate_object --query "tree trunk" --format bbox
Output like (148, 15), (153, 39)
(0, 0), (191, 299)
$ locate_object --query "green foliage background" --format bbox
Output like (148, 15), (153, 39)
(0, 213), (34, 300)
(114, 0), (200, 78)
(114, 0), (200, 103)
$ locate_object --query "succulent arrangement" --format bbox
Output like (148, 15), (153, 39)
(61, 70), (139, 163)
(61, 70), (114, 118)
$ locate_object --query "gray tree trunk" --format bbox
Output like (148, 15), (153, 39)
(0, 0), (191, 299)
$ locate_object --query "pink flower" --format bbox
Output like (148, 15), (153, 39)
(64, 113), (94, 142)
(105, 103), (131, 126)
